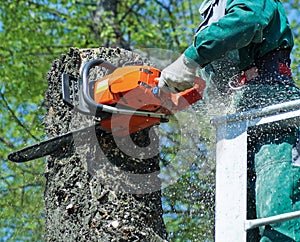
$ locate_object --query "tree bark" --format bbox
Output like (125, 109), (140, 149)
(43, 47), (166, 241)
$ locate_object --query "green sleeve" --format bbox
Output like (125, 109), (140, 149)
(184, 0), (276, 66)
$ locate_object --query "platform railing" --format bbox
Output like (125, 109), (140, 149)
(211, 99), (300, 242)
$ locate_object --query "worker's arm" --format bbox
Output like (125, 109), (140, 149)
(184, 0), (277, 66)
(159, 0), (292, 93)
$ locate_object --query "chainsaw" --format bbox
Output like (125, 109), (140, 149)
(8, 59), (205, 163)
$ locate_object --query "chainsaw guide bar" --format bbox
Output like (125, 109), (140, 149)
(8, 124), (103, 163)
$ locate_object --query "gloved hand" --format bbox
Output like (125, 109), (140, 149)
(158, 54), (199, 93)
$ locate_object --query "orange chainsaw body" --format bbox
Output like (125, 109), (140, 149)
(94, 66), (161, 110)
(92, 65), (206, 136)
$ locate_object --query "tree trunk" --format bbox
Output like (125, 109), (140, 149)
(43, 47), (167, 241)
(91, 0), (130, 49)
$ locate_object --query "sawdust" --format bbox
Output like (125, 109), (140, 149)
(43, 47), (167, 241)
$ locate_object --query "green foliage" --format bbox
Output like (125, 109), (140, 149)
(1, 0), (300, 241)
(159, 106), (216, 241)
(0, 1), (202, 240)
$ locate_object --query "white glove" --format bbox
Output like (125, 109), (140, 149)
(158, 54), (199, 93)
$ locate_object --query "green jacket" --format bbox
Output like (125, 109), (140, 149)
(184, 0), (293, 70)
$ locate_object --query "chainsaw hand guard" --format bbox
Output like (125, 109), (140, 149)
(62, 59), (118, 118)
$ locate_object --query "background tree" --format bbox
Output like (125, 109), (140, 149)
(0, 0), (299, 241)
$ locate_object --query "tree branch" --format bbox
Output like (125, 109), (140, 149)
(0, 92), (38, 141)
(153, 0), (181, 47)
(26, 1), (69, 21)
(118, 0), (143, 24)
(0, 136), (15, 149)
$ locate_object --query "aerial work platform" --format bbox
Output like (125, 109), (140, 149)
(212, 99), (300, 241)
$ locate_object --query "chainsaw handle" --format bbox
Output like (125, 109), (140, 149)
(81, 59), (118, 116)
(157, 76), (206, 112)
